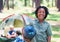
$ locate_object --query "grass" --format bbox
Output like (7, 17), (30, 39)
(0, 20), (2, 24)
(26, 13), (60, 21)
(51, 25), (60, 42)
(52, 26), (60, 32)
(46, 14), (60, 21)
(52, 34), (60, 38)
(51, 41), (56, 42)
(52, 25), (60, 38)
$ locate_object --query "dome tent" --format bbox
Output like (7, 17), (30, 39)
(0, 14), (33, 36)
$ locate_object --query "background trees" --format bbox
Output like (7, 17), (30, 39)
(56, 0), (60, 11)
(0, 0), (3, 12)
(0, 0), (60, 11)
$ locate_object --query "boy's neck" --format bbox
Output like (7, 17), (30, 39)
(39, 20), (44, 23)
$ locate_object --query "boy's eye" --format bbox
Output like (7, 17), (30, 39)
(38, 11), (45, 14)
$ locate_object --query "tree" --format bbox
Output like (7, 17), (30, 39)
(32, 0), (35, 7)
(11, 0), (14, 9)
(0, 0), (3, 12)
(7, 0), (9, 9)
(56, 0), (60, 11)
(4, 0), (14, 9)
(24, 0), (27, 6)
(32, 0), (40, 8)
(35, 0), (40, 8)
(51, 0), (56, 7)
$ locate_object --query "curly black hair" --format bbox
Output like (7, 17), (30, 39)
(35, 6), (49, 19)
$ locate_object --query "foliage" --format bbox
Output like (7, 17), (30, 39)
(27, 13), (60, 21)
(46, 14), (60, 21)
(0, 20), (2, 24)
(53, 34), (60, 38)
(52, 26), (60, 32)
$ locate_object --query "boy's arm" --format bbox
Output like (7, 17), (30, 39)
(48, 36), (51, 42)
(47, 24), (52, 42)
(6, 33), (11, 38)
(11, 32), (16, 38)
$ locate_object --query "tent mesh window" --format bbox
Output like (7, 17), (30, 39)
(13, 19), (24, 28)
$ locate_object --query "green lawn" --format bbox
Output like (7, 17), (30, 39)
(0, 19), (2, 24)
(52, 26), (60, 38)
(53, 34), (60, 38)
(51, 26), (60, 42)
(46, 14), (60, 21)
(52, 26), (60, 32)
(27, 13), (60, 21)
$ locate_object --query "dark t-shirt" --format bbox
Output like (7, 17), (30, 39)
(8, 30), (16, 35)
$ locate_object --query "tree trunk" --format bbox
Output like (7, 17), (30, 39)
(24, 0), (27, 6)
(35, 0), (40, 8)
(32, 0), (40, 8)
(0, 0), (3, 12)
(52, 0), (53, 7)
(32, 0), (35, 7)
(6, 0), (9, 10)
(46, 0), (50, 7)
(56, 0), (60, 11)
(11, 0), (14, 9)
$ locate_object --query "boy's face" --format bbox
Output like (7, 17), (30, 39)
(10, 27), (14, 31)
(37, 8), (46, 20)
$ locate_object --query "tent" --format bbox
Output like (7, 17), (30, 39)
(0, 14), (33, 36)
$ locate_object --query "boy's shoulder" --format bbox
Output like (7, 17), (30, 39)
(44, 21), (50, 26)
